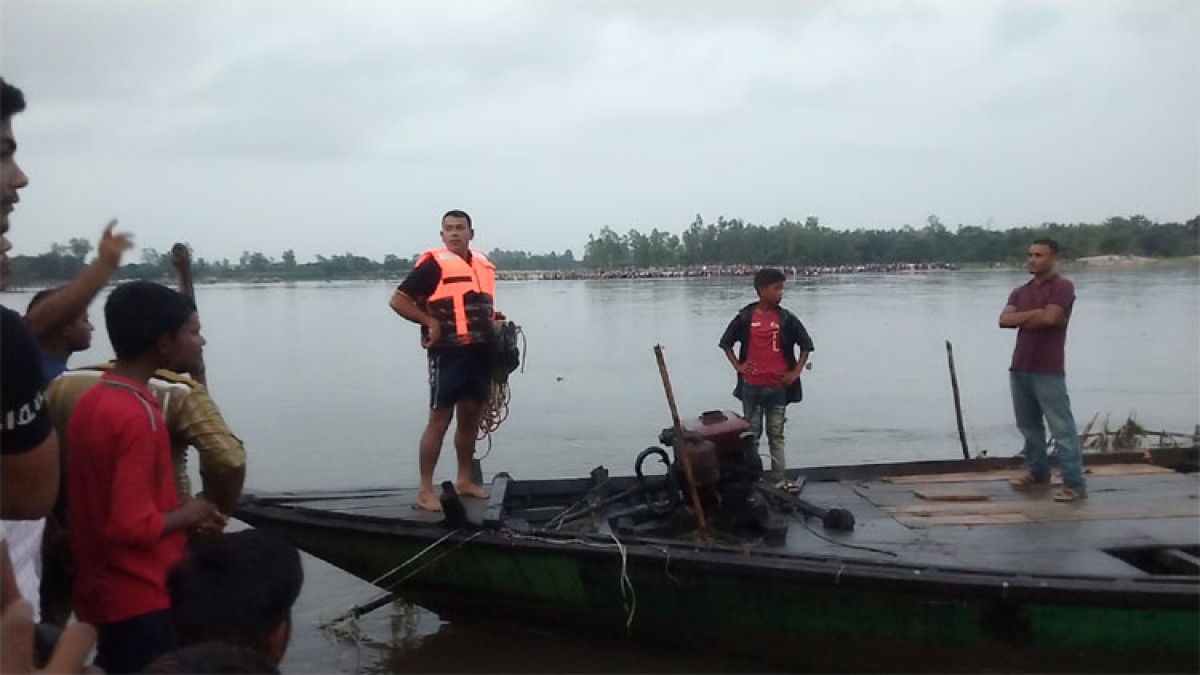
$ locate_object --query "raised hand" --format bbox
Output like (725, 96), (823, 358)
(96, 219), (134, 268)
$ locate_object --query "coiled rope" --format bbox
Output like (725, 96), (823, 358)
(476, 324), (526, 458)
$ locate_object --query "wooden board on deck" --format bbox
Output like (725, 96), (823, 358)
(886, 463), (1172, 485)
(914, 488), (990, 501)
(893, 513), (1033, 526)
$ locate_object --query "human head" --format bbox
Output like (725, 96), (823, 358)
(28, 286), (94, 354)
(1, 77), (31, 287)
(167, 530), (303, 664)
(753, 267), (786, 307)
(440, 209), (473, 257)
(143, 642), (280, 674)
(1026, 238), (1060, 278)
(104, 281), (201, 367)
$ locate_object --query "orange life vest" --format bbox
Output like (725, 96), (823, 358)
(417, 247), (496, 348)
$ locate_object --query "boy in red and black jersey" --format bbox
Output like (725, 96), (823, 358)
(719, 268), (814, 492)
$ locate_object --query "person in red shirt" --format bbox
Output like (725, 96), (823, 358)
(67, 281), (224, 673)
(719, 268), (815, 492)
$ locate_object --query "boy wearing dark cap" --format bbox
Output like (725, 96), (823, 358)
(66, 281), (225, 673)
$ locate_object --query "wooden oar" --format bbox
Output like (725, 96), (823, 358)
(653, 345), (709, 536)
(171, 243), (207, 386)
(945, 340), (969, 460)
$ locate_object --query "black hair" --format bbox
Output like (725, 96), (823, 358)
(443, 209), (472, 228)
(143, 642), (280, 674)
(1, 77), (26, 120)
(753, 267), (786, 291)
(26, 286), (64, 314)
(168, 530), (304, 656)
(1031, 238), (1060, 255)
(104, 281), (195, 360)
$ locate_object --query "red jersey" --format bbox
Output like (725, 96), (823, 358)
(743, 309), (788, 388)
(67, 373), (186, 624)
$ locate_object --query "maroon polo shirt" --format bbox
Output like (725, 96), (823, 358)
(1007, 275), (1075, 376)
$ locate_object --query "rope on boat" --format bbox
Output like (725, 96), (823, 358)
(476, 323), (526, 457)
(609, 532), (637, 634)
(500, 530), (641, 632)
(796, 515), (899, 558)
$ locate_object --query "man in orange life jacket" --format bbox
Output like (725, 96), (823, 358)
(389, 210), (499, 512)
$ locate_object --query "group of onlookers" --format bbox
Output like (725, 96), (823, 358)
(2, 76), (301, 673)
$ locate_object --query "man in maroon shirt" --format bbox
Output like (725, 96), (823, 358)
(999, 238), (1086, 502)
(67, 281), (224, 672)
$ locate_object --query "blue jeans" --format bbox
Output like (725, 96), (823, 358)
(1010, 371), (1086, 492)
(741, 383), (789, 482)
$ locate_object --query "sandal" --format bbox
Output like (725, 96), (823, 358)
(1009, 472), (1051, 490)
(775, 480), (800, 495)
(1054, 487), (1087, 502)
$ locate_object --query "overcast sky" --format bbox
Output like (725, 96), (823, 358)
(2, 0), (1197, 263)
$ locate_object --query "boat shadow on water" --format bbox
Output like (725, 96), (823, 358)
(239, 417), (1200, 674)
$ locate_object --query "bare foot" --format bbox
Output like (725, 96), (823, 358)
(455, 481), (489, 499)
(414, 490), (442, 512)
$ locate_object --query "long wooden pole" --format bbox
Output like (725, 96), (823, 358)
(171, 243), (207, 386)
(945, 340), (969, 460)
(653, 345), (709, 535)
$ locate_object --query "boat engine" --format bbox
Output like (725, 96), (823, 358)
(649, 410), (772, 532)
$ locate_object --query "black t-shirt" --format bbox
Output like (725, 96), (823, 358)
(396, 258), (441, 300)
(1, 306), (52, 455)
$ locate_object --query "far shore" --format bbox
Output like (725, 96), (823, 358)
(2, 256), (1195, 292)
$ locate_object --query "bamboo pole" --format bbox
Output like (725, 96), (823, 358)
(653, 345), (709, 536)
(945, 340), (969, 460)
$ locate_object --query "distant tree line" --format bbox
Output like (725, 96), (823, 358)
(5, 214), (1194, 285)
(581, 214), (1199, 269)
(4, 245), (580, 286)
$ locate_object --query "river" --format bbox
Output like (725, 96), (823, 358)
(4, 264), (1197, 672)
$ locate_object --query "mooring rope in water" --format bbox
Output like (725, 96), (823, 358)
(321, 530), (483, 629)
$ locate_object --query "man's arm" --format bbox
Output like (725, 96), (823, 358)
(999, 305), (1066, 329)
(722, 346), (749, 375)
(389, 291), (441, 348)
(172, 384), (245, 516)
(25, 221), (132, 340)
(198, 466), (245, 516)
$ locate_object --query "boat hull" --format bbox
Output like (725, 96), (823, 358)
(238, 481), (1199, 672)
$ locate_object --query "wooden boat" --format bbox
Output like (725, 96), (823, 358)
(236, 419), (1198, 673)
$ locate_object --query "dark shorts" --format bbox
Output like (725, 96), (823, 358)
(428, 346), (490, 409)
(96, 609), (175, 673)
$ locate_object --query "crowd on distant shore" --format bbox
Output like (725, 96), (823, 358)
(500, 261), (958, 281)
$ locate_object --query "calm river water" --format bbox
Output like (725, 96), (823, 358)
(4, 264), (1197, 672)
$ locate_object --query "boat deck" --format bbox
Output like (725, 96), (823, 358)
(250, 459), (1198, 580)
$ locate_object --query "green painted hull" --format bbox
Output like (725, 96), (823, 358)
(239, 509), (1199, 672)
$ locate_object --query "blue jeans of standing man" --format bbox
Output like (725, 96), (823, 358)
(741, 383), (790, 483)
(1010, 370), (1086, 492)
